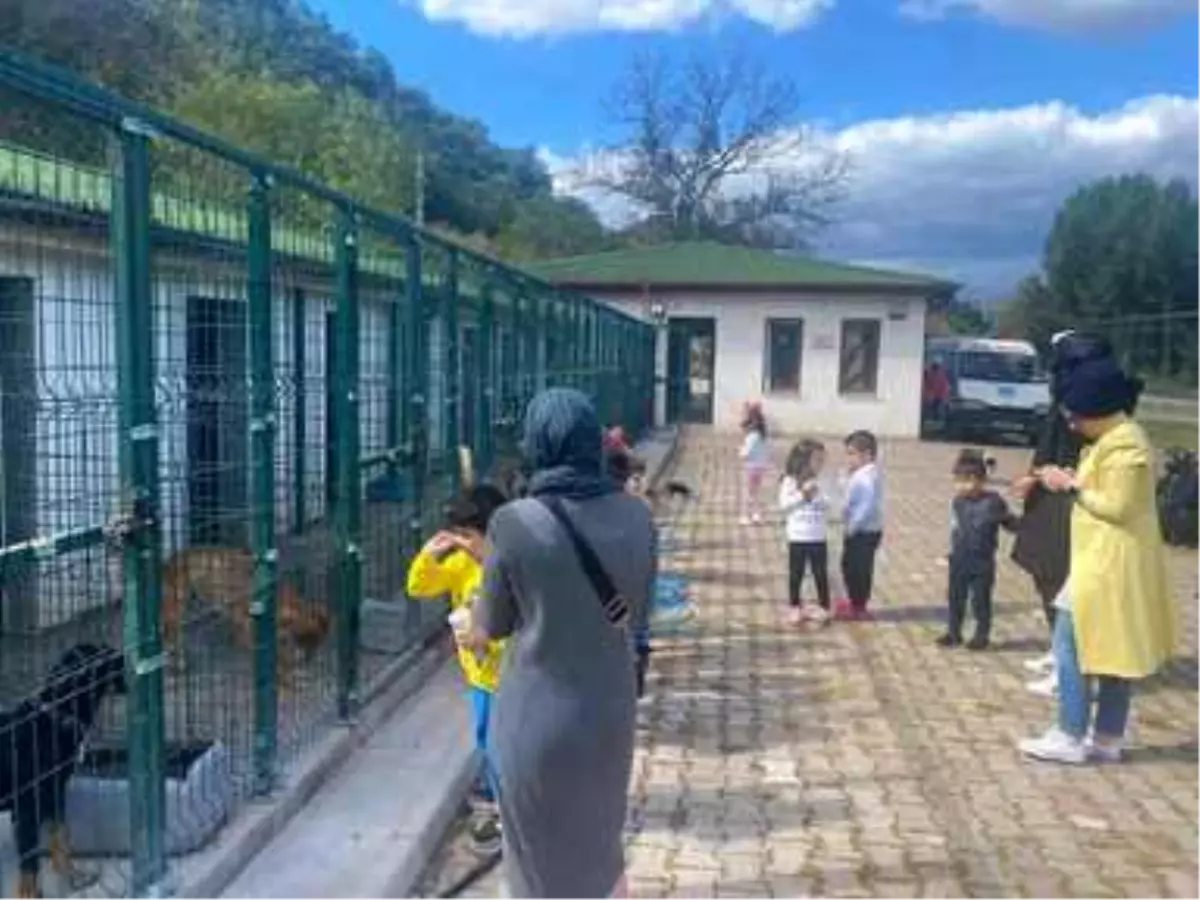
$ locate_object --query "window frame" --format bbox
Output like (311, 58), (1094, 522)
(838, 318), (882, 396)
(763, 317), (805, 395)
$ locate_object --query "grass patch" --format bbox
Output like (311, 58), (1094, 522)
(1144, 419), (1198, 451)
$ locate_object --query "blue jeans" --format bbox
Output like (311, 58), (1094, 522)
(470, 686), (500, 800)
(1053, 609), (1133, 740)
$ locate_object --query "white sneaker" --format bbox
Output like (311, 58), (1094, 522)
(1085, 734), (1125, 763)
(803, 604), (830, 626)
(1026, 671), (1058, 698)
(1019, 728), (1087, 764)
(739, 515), (752, 526)
(1024, 653), (1055, 674)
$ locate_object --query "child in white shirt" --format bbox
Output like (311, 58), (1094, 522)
(779, 439), (831, 626)
(739, 402), (770, 525)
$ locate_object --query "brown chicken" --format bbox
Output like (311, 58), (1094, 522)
(161, 547), (330, 686)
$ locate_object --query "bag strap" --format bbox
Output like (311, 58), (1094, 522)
(538, 496), (629, 626)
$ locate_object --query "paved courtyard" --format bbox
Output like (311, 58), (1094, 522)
(419, 430), (1199, 898)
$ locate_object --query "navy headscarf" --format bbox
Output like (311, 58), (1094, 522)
(522, 388), (618, 500)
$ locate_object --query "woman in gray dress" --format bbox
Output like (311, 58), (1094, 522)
(470, 388), (656, 898)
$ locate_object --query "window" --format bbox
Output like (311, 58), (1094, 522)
(764, 319), (804, 393)
(958, 351), (1044, 384)
(839, 319), (881, 395)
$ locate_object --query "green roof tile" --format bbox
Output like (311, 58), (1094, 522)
(527, 241), (953, 291)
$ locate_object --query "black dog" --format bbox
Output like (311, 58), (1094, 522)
(0, 644), (127, 898)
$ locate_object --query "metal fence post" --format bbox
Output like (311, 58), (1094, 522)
(476, 280), (495, 475)
(333, 210), (362, 720)
(247, 173), (278, 792)
(112, 119), (167, 897)
(443, 249), (461, 493)
(292, 288), (307, 534)
(403, 234), (427, 632)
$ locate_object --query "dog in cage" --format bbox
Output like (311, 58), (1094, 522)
(0, 644), (126, 898)
(160, 547), (331, 687)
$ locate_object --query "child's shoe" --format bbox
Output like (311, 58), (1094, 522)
(966, 634), (990, 651)
(786, 605), (805, 627)
(804, 604), (831, 626)
(935, 633), (961, 648)
(739, 515), (752, 527)
(832, 598), (855, 621)
(849, 605), (874, 622)
(469, 811), (502, 857)
(1026, 671), (1058, 698)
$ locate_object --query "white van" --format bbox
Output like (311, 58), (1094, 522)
(924, 337), (1051, 444)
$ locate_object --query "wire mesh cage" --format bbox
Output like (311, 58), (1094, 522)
(0, 47), (657, 897)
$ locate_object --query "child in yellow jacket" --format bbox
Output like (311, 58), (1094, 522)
(407, 484), (508, 805)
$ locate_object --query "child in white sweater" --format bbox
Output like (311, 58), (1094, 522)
(779, 439), (831, 627)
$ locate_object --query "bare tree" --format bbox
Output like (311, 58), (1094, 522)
(592, 50), (847, 249)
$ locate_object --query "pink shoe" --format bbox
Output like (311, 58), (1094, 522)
(786, 606), (804, 627)
(833, 599), (855, 621)
(851, 606), (875, 622)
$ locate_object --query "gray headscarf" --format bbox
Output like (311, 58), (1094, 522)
(522, 388), (617, 500)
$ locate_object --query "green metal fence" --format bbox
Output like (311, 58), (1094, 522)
(0, 49), (655, 897)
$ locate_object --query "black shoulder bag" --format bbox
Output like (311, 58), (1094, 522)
(538, 496), (629, 626)
(538, 496), (650, 697)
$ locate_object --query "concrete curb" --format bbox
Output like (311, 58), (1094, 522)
(382, 749), (480, 898)
(176, 636), (450, 899)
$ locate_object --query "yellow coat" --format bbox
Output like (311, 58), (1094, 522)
(1071, 420), (1176, 678)
(406, 545), (505, 692)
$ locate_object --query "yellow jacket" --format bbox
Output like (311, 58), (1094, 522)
(1071, 419), (1176, 678)
(406, 545), (505, 692)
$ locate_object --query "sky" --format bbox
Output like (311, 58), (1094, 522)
(307, 0), (1199, 298)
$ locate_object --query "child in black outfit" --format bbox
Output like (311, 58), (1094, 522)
(937, 449), (1019, 650)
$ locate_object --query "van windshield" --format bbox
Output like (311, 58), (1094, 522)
(958, 351), (1044, 383)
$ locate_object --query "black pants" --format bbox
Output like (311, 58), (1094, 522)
(788, 541), (830, 608)
(947, 561), (995, 641)
(841, 531), (882, 608)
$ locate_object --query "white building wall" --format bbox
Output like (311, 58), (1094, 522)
(603, 291), (928, 438)
(0, 225), (414, 628)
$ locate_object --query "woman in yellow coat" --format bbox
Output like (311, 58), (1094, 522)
(1020, 356), (1175, 765)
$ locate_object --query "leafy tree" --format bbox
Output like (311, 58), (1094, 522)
(944, 300), (992, 336)
(1039, 175), (1197, 377)
(0, 0), (620, 260)
(593, 50), (846, 250)
(170, 71), (416, 219)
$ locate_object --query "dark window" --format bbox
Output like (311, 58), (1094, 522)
(839, 319), (881, 395)
(765, 319), (804, 393)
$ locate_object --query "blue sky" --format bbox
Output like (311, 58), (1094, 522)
(308, 0), (1199, 297)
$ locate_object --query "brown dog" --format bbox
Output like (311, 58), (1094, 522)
(161, 547), (330, 686)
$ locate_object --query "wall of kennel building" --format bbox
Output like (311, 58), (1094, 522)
(0, 49), (656, 899)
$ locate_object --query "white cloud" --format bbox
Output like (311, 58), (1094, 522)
(898, 0), (1196, 33)
(408, 0), (832, 36)
(543, 94), (1200, 296)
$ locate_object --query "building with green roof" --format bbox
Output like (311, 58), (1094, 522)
(529, 242), (957, 436)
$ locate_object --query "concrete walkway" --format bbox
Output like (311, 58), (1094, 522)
(220, 660), (474, 898)
(422, 429), (1199, 898)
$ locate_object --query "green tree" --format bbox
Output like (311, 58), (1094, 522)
(0, 0), (619, 259)
(1041, 174), (1198, 378)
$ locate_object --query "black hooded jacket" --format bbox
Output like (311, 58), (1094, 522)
(1010, 332), (1117, 602)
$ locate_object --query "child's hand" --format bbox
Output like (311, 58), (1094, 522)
(426, 531), (469, 560)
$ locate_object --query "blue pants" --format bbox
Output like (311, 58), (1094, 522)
(470, 686), (500, 800)
(1054, 609), (1133, 740)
